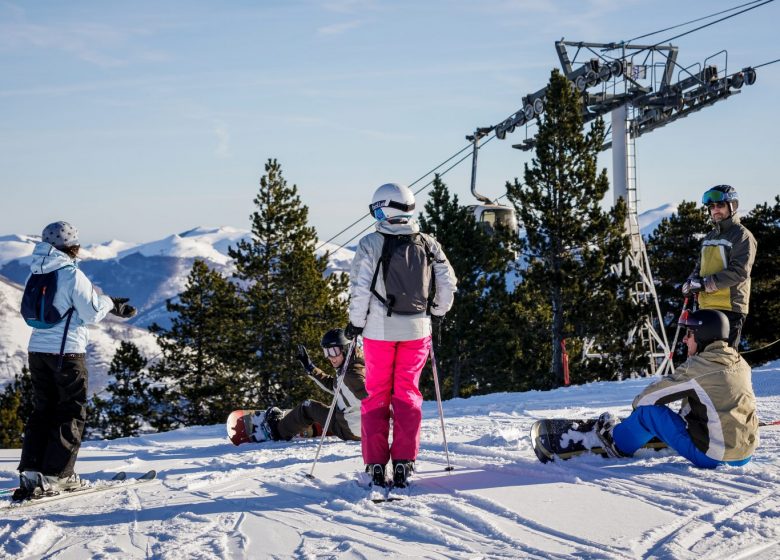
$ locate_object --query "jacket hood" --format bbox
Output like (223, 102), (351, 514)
(375, 218), (421, 236)
(30, 242), (77, 275)
(697, 340), (742, 368)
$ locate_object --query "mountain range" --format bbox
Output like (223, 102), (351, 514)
(0, 204), (675, 392)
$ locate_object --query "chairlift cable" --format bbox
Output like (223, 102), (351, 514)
(753, 58), (780, 69)
(632, 0), (775, 57)
(625, 0), (767, 44)
(315, 142), (474, 251)
(327, 137), (488, 253)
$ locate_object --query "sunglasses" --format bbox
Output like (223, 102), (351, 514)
(707, 201), (728, 209)
(323, 346), (343, 358)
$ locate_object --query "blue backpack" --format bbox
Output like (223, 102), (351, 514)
(20, 268), (75, 367)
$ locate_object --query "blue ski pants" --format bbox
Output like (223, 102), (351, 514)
(612, 405), (752, 469)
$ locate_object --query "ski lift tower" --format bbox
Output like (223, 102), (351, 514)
(481, 38), (758, 375)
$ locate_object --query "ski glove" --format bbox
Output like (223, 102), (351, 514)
(682, 275), (704, 295)
(296, 344), (315, 373)
(109, 297), (137, 319)
(430, 313), (444, 325)
(344, 322), (363, 340)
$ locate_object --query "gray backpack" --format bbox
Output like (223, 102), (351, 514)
(370, 233), (435, 316)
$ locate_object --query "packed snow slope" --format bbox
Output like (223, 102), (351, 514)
(2, 362), (779, 560)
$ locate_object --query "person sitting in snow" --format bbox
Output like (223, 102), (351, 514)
(261, 328), (367, 442)
(15, 221), (136, 501)
(595, 309), (758, 468)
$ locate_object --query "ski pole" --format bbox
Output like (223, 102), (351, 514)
(429, 341), (454, 472)
(667, 296), (690, 369)
(306, 337), (357, 479)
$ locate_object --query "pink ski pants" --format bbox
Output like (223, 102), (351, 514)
(361, 336), (432, 465)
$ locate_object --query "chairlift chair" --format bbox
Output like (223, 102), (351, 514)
(466, 128), (519, 235)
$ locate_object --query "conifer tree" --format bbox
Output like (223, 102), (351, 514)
(89, 341), (159, 439)
(418, 175), (515, 398)
(740, 196), (780, 362)
(0, 367), (33, 448)
(149, 259), (248, 427)
(507, 69), (640, 387)
(228, 159), (348, 409)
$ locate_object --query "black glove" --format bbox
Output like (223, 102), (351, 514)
(110, 297), (137, 319)
(344, 322), (363, 340)
(296, 344), (315, 373)
(682, 275), (704, 295)
(431, 314), (444, 325)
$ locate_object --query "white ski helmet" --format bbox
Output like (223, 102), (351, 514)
(369, 183), (415, 222)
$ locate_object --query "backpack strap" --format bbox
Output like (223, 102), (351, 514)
(56, 308), (75, 372)
(53, 264), (77, 372)
(369, 233), (397, 316)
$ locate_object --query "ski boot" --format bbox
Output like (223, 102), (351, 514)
(12, 471), (44, 501)
(595, 412), (628, 458)
(392, 460), (414, 489)
(365, 463), (388, 488)
(259, 407), (285, 441)
(43, 473), (85, 492)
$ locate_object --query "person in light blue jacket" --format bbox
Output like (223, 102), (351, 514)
(15, 221), (137, 501)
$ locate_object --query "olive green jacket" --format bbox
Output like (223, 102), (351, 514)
(695, 215), (756, 314)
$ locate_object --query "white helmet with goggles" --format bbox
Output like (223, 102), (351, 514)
(369, 183), (415, 223)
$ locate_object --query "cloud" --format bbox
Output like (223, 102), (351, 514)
(316, 19), (364, 35)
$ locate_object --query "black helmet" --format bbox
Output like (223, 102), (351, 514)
(678, 309), (729, 352)
(321, 328), (349, 349)
(702, 185), (739, 214)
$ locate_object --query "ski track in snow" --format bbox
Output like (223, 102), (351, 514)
(1, 368), (779, 559)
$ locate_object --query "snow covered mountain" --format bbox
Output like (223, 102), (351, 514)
(0, 226), (354, 330)
(0, 276), (159, 393)
(1, 361), (778, 558)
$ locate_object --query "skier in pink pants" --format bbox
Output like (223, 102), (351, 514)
(345, 183), (457, 488)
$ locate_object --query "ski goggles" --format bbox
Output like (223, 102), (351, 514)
(323, 346), (343, 358)
(369, 199), (415, 219)
(701, 187), (737, 205)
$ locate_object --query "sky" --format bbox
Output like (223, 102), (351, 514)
(0, 0), (778, 245)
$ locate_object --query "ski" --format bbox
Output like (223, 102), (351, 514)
(354, 471), (403, 503)
(3, 470), (157, 510)
(0, 472), (126, 501)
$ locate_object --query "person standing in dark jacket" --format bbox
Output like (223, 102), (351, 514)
(682, 185), (757, 348)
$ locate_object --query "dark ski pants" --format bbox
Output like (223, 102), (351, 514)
(613, 405), (751, 469)
(721, 310), (746, 349)
(278, 399), (359, 442)
(18, 353), (88, 477)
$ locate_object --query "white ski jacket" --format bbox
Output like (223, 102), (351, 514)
(348, 219), (457, 341)
(27, 242), (114, 354)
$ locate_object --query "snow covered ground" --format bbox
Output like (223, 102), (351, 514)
(2, 362), (779, 559)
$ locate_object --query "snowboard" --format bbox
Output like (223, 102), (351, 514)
(226, 409), (322, 446)
(530, 418), (668, 463)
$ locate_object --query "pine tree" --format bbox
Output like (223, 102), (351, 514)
(228, 159), (348, 409)
(507, 69), (640, 387)
(149, 259), (248, 427)
(0, 367), (33, 448)
(741, 196), (780, 363)
(418, 175), (515, 398)
(88, 341), (160, 439)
